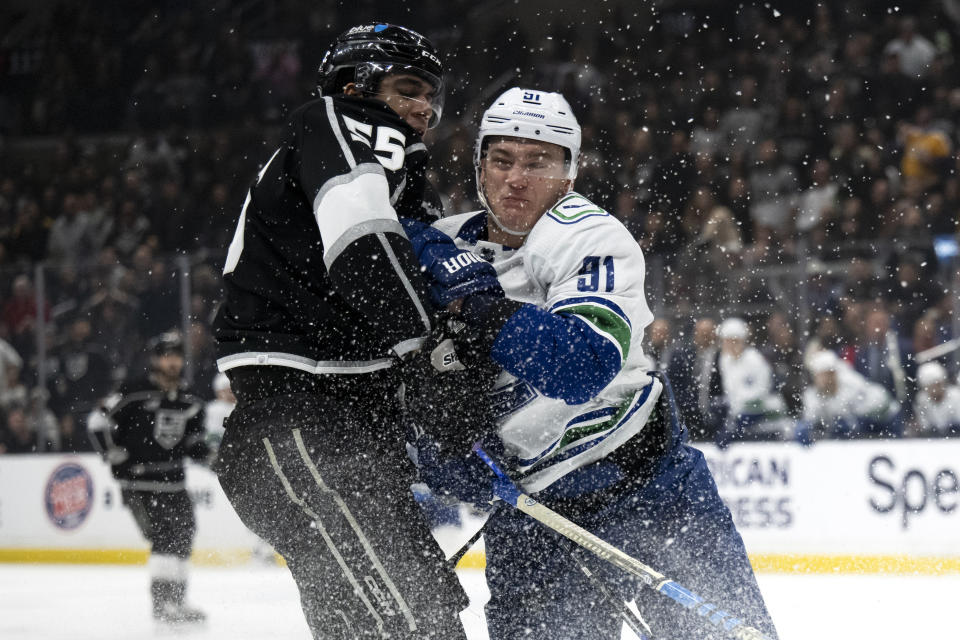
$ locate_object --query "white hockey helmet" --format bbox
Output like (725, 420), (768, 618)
(808, 349), (840, 374)
(474, 87), (581, 235)
(917, 361), (948, 388)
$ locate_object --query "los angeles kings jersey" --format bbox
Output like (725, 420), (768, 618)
(89, 377), (208, 491)
(213, 95), (438, 375)
(435, 192), (661, 493)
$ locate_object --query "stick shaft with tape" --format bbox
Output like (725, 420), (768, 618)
(472, 444), (772, 640)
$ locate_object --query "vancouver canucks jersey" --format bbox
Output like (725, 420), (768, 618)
(213, 95), (438, 375)
(435, 192), (661, 493)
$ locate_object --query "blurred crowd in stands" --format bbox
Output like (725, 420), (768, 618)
(1, 0), (959, 453)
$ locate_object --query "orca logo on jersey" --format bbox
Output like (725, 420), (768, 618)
(441, 251), (485, 274)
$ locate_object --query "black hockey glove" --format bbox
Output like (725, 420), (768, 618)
(400, 219), (504, 308)
(401, 317), (501, 455)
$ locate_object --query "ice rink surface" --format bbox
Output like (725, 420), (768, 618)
(1, 563), (956, 639)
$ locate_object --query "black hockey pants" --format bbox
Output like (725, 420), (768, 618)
(122, 489), (195, 558)
(215, 368), (468, 640)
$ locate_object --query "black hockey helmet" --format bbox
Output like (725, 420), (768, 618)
(148, 330), (184, 357)
(317, 23), (445, 127)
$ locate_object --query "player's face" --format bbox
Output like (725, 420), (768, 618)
(721, 336), (746, 357)
(153, 353), (184, 380)
(927, 381), (945, 402)
(814, 370), (837, 395)
(480, 138), (571, 237)
(375, 73), (438, 135)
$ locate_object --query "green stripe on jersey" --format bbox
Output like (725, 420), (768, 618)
(556, 303), (632, 362)
(556, 395), (634, 450)
(548, 194), (607, 222)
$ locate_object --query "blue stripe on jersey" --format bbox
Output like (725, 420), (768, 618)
(548, 296), (632, 329)
(455, 211), (488, 244)
(519, 381), (655, 475)
(490, 304), (622, 404)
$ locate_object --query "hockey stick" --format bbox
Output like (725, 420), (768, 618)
(916, 337), (960, 363)
(472, 444), (773, 640)
(567, 545), (654, 639)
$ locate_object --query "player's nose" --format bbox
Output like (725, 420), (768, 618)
(505, 165), (529, 187)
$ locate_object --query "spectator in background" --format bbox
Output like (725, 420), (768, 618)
(911, 361), (960, 437)
(897, 105), (952, 198)
(720, 75), (767, 152)
(48, 316), (112, 452)
(0, 403), (36, 454)
(795, 158), (839, 234)
(762, 310), (805, 417)
(0, 337), (25, 410)
(46, 192), (94, 267)
(800, 350), (902, 442)
(26, 387), (60, 451)
(2, 274), (51, 359)
(690, 105), (724, 159)
(650, 129), (697, 221)
(107, 199), (153, 262)
(662, 317), (711, 441)
(748, 138), (798, 232)
(888, 253), (944, 334)
(716, 318), (790, 446)
(646, 318), (674, 371)
(854, 306), (909, 404)
(7, 197), (51, 264)
(883, 16), (938, 79)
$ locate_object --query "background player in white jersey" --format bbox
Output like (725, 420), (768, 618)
(203, 373), (234, 450)
(715, 317), (790, 446)
(800, 349), (901, 441)
(911, 361), (960, 436)
(407, 88), (778, 639)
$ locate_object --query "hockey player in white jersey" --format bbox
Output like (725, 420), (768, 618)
(912, 361), (960, 437)
(800, 349), (901, 441)
(406, 88), (777, 639)
(715, 317), (790, 445)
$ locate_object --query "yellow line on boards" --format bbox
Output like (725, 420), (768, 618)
(2, 549), (960, 574)
(0, 548), (261, 566)
(456, 552), (960, 575)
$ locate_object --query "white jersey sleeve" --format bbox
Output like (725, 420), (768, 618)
(438, 193), (660, 493)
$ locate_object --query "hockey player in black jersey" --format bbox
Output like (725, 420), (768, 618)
(212, 23), (502, 640)
(87, 331), (210, 625)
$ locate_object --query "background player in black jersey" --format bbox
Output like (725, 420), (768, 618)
(212, 22), (501, 639)
(87, 331), (210, 625)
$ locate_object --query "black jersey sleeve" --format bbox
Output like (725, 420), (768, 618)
(296, 98), (436, 357)
(181, 394), (210, 462)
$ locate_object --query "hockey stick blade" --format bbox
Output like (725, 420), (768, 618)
(472, 444), (772, 640)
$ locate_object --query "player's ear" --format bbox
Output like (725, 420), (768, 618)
(343, 82), (361, 96)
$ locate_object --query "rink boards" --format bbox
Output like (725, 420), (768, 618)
(1, 440), (958, 573)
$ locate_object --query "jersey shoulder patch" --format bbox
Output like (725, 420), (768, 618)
(546, 192), (609, 225)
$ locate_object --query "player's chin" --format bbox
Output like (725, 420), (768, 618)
(407, 118), (428, 135)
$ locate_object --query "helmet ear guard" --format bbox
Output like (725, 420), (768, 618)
(474, 88), (582, 235)
(317, 23), (445, 128)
